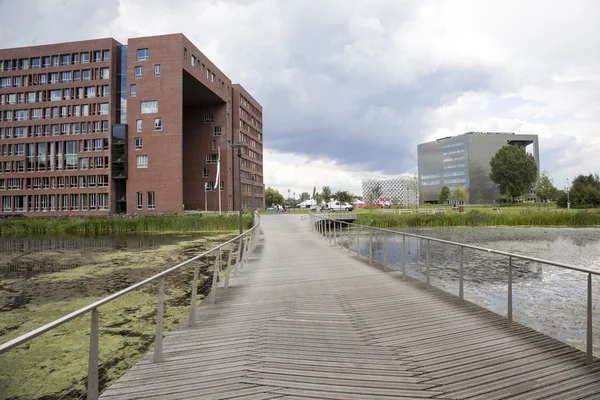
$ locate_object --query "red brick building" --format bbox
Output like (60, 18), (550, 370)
(0, 34), (264, 216)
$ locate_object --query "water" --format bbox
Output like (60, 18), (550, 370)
(348, 227), (600, 355)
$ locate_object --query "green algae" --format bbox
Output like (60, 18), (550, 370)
(0, 232), (237, 400)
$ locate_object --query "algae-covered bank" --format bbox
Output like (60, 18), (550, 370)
(0, 232), (236, 400)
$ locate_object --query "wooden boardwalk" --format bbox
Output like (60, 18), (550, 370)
(100, 215), (600, 400)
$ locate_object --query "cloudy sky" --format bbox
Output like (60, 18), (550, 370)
(2, 0), (598, 198)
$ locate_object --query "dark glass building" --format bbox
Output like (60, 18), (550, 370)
(417, 132), (539, 204)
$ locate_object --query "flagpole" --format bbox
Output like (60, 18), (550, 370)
(217, 146), (222, 214)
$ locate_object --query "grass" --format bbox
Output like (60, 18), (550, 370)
(0, 214), (253, 237)
(0, 233), (238, 400)
(355, 208), (600, 227)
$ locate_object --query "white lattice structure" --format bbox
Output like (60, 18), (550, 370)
(362, 176), (418, 206)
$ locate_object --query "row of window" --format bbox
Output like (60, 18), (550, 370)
(443, 163), (466, 170)
(136, 118), (162, 132)
(2, 153), (110, 174)
(441, 142), (465, 149)
(0, 103), (109, 123)
(2, 138), (108, 157)
(239, 107), (262, 130)
(1, 193), (110, 213)
(443, 171), (466, 177)
(0, 175), (109, 190)
(136, 191), (156, 210)
(239, 93), (261, 118)
(0, 85), (110, 106)
(0, 121), (109, 139)
(442, 149), (465, 156)
(186, 48), (227, 91)
(0, 68), (110, 88)
(443, 156), (466, 162)
(421, 174), (440, 180)
(0, 50), (110, 72)
(134, 64), (160, 79)
(444, 178), (467, 184)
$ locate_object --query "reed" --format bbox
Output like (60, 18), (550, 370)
(0, 214), (253, 236)
(357, 209), (600, 228)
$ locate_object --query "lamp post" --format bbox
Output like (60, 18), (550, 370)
(251, 174), (255, 225)
(566, 178), (570, 210)
(204, 182), (207, 212)
(233, 142), (247, 234)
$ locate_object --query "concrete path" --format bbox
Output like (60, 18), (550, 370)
(100, 214), (600, 399)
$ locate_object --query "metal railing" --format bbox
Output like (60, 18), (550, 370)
(310, 214), (599, 366)
(0, 213), (261, 400)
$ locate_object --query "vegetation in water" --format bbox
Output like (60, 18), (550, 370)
(0, 233), (238, 400)
(0, 214), (252, 237)
(356, 209), (600, 228)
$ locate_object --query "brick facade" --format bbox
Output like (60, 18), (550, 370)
(0, 34), (264, 216)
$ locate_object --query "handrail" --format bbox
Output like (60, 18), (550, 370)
(0, 212), (261, 355)
(310, 213), (597, 365)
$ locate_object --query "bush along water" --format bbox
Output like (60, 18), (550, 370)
(357, 209), (600, 228)
(0, 214), (253, 236)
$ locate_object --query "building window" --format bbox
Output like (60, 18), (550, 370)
(154, 64), (161, 77)
(74, 71), (81, 81)
(204, 113), (214, 123)
(137, 48), (148, 61)
(212, 140), (216, 150)
(136, 155), (148, 168)
(134, 137), (142, 150)
(141, 101), (158, 114)
(213, 126), (222, 136)
(94, 51), (102, 62)
(103, 50), (110, 61)
(220, 180), (225, 191)
(203, 168), (209, 177)
(184, 47), (187, 59)
(147, 192), (155, 210)
(61, 54), (70, 66)
(99, 103), (109, 115)
(206, 154), (218, 164)
(135, 66), (142, 78)
(72, 53), (79, 64)
(81, 52), (89, 64)
(154, 118), (162, 131)
(100, 67), (109, 79)
(137, 192), (143, 210)
(130, 84), (136, 97)
(83, 69), (91, 81)
(136, 119), (142, 132)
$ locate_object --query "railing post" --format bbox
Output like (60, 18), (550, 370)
(210, 251), (220, 305)
(224, 248), (233, 289)
(234, 238), (242, 276)
(87, 308), (99, 400)
(508, 256), (513, 328)
(459, 246), (464, 301)
(333, 221), (337, 246)
(383, 236), (388, 271)
(347, 223), (351, 253)
(244, 234), (251, 262)
(587, 273), (593, 366)
(189, 260), (199, 326)
(356, 228), (360, 257)
(426, 239), (431, 289)
(402, 235), (407, 281)
(153, 275), (165, 363)
(369, 229), (373, 265)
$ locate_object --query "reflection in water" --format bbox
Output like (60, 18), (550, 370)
(341, 226), (600, 355)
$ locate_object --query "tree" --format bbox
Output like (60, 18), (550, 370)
(452, 186), (469, 204)
(321, 186), (332, 203)
(489, 145), (538, 203)
(474, 190), (483, 204)
(299, 192), (311, 202)
(265, 187), (284, 207)
(535, 171), (558, 206)
(438, 186), (451, 204)
(391, 197), (399, 205)
(570, 174), (600, 207)
(333, 190), (354, 203)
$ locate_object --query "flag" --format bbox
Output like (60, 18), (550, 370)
(215, 147), (221, 191)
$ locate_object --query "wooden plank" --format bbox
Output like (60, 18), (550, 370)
(99, 215), (600, 400)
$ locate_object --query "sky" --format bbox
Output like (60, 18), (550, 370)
(1, 0), (598, 199)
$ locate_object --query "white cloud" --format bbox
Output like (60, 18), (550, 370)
(1, 0), (598, 192)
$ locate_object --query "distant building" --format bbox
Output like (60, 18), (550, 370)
(0, 33), (264, 215)
(362, 176), (418, 206)
(417, 132), (539, 204)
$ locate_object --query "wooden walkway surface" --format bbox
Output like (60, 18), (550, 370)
(100, 214), (600, 400)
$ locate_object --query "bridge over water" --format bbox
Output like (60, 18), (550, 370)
(97, 214), (600, 400)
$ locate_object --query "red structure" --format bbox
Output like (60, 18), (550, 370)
(0, 34), (264, 215)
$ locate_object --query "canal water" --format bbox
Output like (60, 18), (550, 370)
(345, 226), (600, 355)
